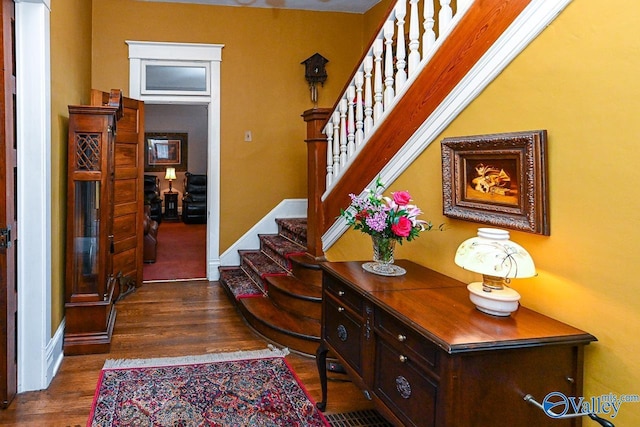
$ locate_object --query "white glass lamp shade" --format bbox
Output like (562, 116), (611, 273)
(454, 228), (536, 316)
(164, 167), (177, 181)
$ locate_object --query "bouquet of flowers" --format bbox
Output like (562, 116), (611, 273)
(340, 177), (433, 243)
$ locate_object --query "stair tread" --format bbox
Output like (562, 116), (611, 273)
(266, 275), (321, 300)
(241, 297), (320, 339)
(219, 267), (264, 299)
(240, 250), (288, 277)
(289, 253), (324, 270)
(260, 234), (306, 258)
(276, 218), (307, 247)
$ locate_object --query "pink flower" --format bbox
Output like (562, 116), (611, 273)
(391, 216), (413, 237)
(392, 191), (412, 206)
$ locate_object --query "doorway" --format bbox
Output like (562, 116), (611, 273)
(128, 41), (223, 281)
(143, 104), (208, 282)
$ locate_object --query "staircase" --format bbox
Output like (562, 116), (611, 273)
(219, 218), (324, 356)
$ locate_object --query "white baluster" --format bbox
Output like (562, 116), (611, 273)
(373, 39), (384, 123)
(354, 71), (364, 148)
(346, 86), (356, 157)
(407, 0), (420, 77)
(339, 99), (348, 168)
(395, 0), (407, 91)
(439, 0), (453, 35)
(332, 111), (341, 178)
(363, 55), (374, 135)
(383, 20), (395, 109)
(324, 120), (334, 188)
(423, 0), (436, 57)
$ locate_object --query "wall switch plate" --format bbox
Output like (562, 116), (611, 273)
(244, 130), (252, 142)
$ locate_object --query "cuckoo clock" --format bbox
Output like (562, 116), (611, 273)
(301, 53), (329, 104)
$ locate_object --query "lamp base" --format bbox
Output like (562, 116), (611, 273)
(467, 282), (520, 317)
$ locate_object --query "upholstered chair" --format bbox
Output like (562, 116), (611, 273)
(143, 174), (162, 223)
(182, 172), (207, 224)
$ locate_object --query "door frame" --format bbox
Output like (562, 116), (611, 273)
(15, 0), (56, 392)
(127, 41), (223, 281)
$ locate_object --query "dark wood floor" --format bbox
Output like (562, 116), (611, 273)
(0, 280), (373, 426)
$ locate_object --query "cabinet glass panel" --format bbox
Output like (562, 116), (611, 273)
(73, 181), (100, 294)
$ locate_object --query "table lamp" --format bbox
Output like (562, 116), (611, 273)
(164, 167), (177, 193)
(454, 228), (536, 316)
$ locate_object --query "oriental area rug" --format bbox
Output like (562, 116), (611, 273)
(87, 346), (329, 426)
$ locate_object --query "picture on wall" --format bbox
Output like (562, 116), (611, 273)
(441, 130), (550, 235)
(144, 132), (188, 172)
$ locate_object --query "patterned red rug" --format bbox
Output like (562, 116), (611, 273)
(87, 347), (328, 426)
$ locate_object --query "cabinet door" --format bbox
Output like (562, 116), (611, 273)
(324, 295), (363, 374)
(374, 338), (438, 427)
(91, 90), (145, 289)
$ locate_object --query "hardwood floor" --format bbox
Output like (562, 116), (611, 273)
(0, 280), (373, 426)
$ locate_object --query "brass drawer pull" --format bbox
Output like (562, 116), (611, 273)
(399, 355), (408, 363)
(338, 290), (345, 297)
(397, 334), (406, 342)
(337, 307), (345, 313)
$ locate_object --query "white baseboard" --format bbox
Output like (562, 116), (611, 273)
(219, 199), (307, 269)
(45, 319), (65, 387)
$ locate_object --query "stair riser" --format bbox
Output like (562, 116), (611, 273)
(268, 288), (321, 320)
(237, 303), (319, 356)
(290, 265), (322, 286)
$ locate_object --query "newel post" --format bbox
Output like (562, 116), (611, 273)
(302, 108), (331, 259)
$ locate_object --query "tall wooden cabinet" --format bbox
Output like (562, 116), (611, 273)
(63, 103), (120, 355)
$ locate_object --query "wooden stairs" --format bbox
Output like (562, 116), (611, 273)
(219, 218), (324, 356)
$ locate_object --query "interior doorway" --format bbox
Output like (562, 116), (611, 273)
(143, 104), (208, 282)
(128, 41), (224, 281)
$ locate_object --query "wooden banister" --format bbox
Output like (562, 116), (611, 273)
(320, 0), (531, 233)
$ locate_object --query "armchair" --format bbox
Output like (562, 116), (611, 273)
(182, 172), (207, 224)
(143, 205), (159, 263)
(143, 174), (162, 223)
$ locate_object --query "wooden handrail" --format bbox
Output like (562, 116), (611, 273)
(304, 0), (532, 254)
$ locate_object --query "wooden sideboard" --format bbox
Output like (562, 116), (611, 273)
(316, 260), (596, 427)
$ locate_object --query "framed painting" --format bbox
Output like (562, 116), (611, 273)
(144, 132), (188, 172)
(441, 130), (549, 235)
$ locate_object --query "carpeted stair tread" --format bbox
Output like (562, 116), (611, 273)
(266, 275), (322, 301)
(240, 297), (321, 340)
(219, 267), (265, 299)
(260, 234), (306, 270)
(239, 250), (288, 290)
(276, 218), (307, 247)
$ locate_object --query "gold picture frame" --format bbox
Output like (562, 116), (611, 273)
(441, 130), (549, 235)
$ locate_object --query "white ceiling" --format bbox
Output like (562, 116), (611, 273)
(137, 0), (382, 14)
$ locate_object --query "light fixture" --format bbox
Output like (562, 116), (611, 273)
(164, 167), (177, 193)
(454, 228), (536, 316)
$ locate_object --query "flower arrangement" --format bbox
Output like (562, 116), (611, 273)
(340, 177), (433, 243)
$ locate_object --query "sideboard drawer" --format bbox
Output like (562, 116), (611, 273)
(324, 296), (362, 374)
(374, 338), (438, 427)
(324, 274), (363, 313)
(376, 307), (438, 370)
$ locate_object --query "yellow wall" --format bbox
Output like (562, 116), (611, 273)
(50, 0), (93, 334)
(328, 0), (640, 424)
(90, 0), (371, 250)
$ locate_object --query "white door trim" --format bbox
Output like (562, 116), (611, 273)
(15, 0), (55, 392)
(127, 41), (224, 280)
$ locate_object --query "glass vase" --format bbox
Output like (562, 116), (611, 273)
(371, 236), (396, 273)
